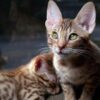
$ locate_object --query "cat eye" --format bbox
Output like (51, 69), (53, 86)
(51, 31), (58, 39)
(69, 33), (78, 40)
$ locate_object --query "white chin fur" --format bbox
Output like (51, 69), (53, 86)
(51, 47), (60, 54)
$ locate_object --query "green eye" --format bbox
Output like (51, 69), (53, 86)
(69, 33), (78, 40)
(51, 31), (58, 39)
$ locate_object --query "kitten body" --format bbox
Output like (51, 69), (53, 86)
(46, 0), (100, 100)
(0, 53), (59, 100)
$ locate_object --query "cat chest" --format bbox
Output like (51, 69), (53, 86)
(53, 58), (88, 85)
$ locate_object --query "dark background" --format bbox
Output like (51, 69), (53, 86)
(0, 0), (100, 99)
(0, 0), (100, 39)
(0, 0), (100, 68)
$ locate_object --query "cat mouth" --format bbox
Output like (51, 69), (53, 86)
(56, 49), (74, 56)
(54, 48), (75, 55)
(56, 50), (67, 55)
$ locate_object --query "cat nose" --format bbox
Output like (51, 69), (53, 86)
(59, 45), (66, 51)
(58, 41), (66, 50)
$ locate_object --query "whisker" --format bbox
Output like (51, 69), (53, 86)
(63, 48), (96, 59)
(37, 47), (50, 54)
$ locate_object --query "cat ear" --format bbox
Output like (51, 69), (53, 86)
(34, 58), (42, 71)
(28, 57), (46, 73)
(74, 2), (96, 34)
(45, 0), (62, 28)
(34, 57), (48, 74)
(34, 57), (56, 82)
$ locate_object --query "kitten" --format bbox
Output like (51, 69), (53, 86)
(45, 0), (100, 100)
(0, 53), (59, 100)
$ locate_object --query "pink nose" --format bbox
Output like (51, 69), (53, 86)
(58, 41), (66, 50)
(58, 44), (66, 50)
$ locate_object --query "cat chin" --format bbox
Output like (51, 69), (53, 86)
(54, 51), (77, 60)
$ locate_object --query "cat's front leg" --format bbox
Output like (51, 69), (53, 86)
(61, 83), (76, 100)
(79, 79), (98, 100)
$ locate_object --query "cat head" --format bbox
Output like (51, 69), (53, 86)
(45, 0), (96, 56)
(29, 55), (60, 94)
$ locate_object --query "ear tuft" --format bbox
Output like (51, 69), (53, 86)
(45, 0), (62, 28)
(74, 2), (96, 34)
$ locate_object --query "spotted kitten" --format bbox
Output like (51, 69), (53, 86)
(45, 0), (100, 100)
(0, 53), (59, 100)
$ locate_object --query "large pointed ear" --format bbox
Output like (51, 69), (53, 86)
(45, 0), (62, 28)
(74, 2), (96, 34)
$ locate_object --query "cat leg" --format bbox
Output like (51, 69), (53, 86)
(61, 83), (76, 100)
(79, 78), (99, 100)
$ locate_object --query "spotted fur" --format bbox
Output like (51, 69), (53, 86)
(0, 53), (59, 100)
(46, 0), (100, 100)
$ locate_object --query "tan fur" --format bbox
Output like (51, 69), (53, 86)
(46, 0), (100, 100)
(0, 53), (59, 100)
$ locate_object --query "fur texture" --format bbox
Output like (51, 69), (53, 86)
(0, 53), (59, 100)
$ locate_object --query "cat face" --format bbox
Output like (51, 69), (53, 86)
(45, 0), (96, 56)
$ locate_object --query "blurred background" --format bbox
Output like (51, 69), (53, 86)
(0, 0), (100, 99)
